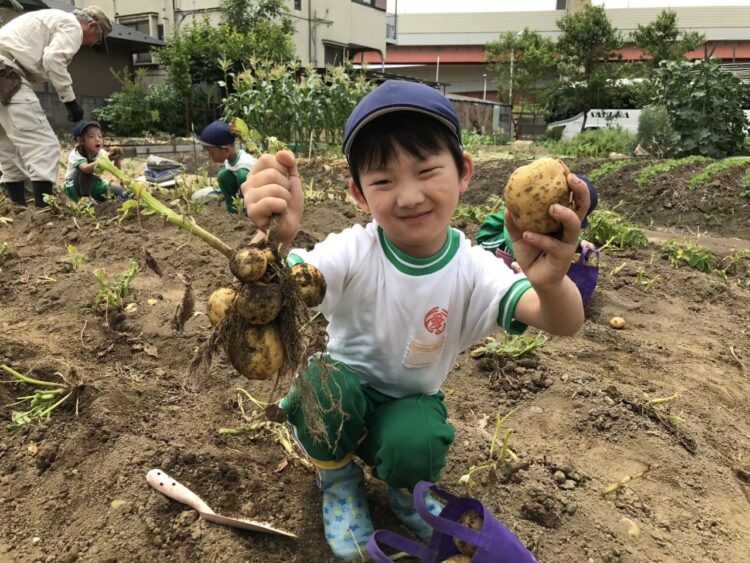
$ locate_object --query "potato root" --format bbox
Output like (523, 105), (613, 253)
(453, 508), (483, 556)
(235, 282), (284, 325)
(207, 287), (236, 326)
(227, 324), (284, 380)
(504, 157), (570, 234)
(290, 263), (327, 308)
(229, 246), (267, 283)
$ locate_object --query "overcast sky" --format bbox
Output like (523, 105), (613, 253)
(387, 1), (750, 13)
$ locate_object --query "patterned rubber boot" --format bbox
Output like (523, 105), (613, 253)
(318, 462), (374, 560)
(388, 486), (444, 543)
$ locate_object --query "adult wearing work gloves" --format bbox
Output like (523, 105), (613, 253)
(0, 6), (111, 208)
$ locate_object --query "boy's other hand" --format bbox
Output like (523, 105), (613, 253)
(566, 172), (592, 224)
(241, 150), (303, 244)
(108, 147), (124, 161)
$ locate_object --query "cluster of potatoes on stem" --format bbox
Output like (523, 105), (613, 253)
(207, 244), (326, 380)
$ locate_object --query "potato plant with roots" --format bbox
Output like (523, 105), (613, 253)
(95, 137), (342, 446)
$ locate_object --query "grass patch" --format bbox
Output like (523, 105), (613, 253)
(687, 157), (750, 189)
(582, 209), (649, 249)
(741, 168), (750, 198)
(635, 156), (710, 187)
(587, 159), (637, 182)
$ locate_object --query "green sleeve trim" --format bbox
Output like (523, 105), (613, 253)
(497, 278), (532, 335)
(286, 253), (304, 267)
(73, 159), (86, 170)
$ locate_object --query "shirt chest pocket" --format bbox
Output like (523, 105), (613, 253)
(402, 335), (446, 368)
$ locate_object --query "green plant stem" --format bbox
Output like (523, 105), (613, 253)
(39, 391), (73, 418)
(97, 157), (233, 258)
(1, 365), (64, 388)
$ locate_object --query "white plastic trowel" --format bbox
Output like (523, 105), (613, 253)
(146, 468), (297, 538)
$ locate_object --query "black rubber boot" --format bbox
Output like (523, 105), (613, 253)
(31, 181), (53, 208)
(3, 181), (26, 206)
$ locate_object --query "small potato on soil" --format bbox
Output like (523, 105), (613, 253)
(609, 316), (625, 329)
(229, 246), (267, 283)
(453, 509), (483, 556)
(441, 555), (471, 563)
(207, 287), (236, 326)
(290, 263), (327, 308)
(228, 324), (284, 380)
(504, 157), (571, 234)
(235, 282), (284, 325)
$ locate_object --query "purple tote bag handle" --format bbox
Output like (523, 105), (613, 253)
(367, 530), (434, 562)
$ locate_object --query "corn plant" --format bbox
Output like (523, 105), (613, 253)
(1, 364), (79, 430)
(94, 259), (138, 310)
(66, 243), (85, 271)
(582, 209), (648, 249)
(634, 155), (710, 187)
(662, 238), (713, 272)
(688, 157), (750, 189)
(458, 406), (520, 494)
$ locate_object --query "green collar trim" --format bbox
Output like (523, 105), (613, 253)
(227, 150), (242, 166)
(378, 226), (460, 276)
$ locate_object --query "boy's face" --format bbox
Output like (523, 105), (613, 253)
(349, 143), (473, 258)
(80, 126), (103, 156)
(204, 145), (230, 163)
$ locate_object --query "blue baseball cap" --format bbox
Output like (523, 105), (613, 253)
(197, 120), (236, 147)
(343, 80), (462, 159)
(72, 120), (101, 140)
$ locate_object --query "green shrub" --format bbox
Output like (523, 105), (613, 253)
(542, 128), (636, 157)
(582, 209), (649, 248)
(463, 130), (512, 152)
(740, 167), (750, 198)
(94, 69), (161, 136)
(636, 105), (677, 157)
(543, 126), (565, 142)
(687, 157), (750, 189)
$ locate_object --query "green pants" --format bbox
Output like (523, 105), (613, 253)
(217, 168), (248, 214)
(282, 357), (456, 490)
(63, 171), (110, 202)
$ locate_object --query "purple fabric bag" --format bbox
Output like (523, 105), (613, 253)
(495, 246), (599, 305)
(566, 246), (599, 305)
(367, 481), (537, 562)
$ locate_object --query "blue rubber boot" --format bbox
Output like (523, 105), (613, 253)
(318, 462), (374, 560)
(388, 486), (444, 543)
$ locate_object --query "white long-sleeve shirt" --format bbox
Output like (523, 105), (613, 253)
(0, 9), (82, 102)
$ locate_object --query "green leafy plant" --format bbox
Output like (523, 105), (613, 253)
(42, 193), (63, 214)
(471, 332), (547, 359)
(462, 130), (511, 153)
(540, 128), (636, 157)
(662, 238), (714, 272)
(741, 167), (750, 197)
(634, 155), (709, 186)
(66, 243), (85, 271)
(453, 195), (504, 222)
(583, 209), (649, 248)
(1, 364), (80, 430)
(587, 159), (637, 181)
(687, 157), (750, 189)
(654, 59), (750, 158)
(636, 104), (677, 157)
(458, 406), (521, 494)
(93, 69), (161, 136)
(715, 249), (750, 287)
(94, 259), (139, 310)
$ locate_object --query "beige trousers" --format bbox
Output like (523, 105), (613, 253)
(0, 79), (60, 183)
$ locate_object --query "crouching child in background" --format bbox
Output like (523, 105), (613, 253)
(242, 80), (591, 560)
(63, 120), (129, 202)
(192, 120), (256, 213)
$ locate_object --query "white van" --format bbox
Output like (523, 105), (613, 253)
(546, 109), (642, 140)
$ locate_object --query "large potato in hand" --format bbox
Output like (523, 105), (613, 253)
(503, 157), (570, 234)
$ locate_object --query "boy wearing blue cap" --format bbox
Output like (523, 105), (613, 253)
(195, 120), (256, 213)
(241, 80), (589, 560)
(63, 120), (128, 202)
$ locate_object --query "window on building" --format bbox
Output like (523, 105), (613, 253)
(556, 0), (567, 9)
(324, 45), (345, 67)
(122, 19), (153, 64)
(294, 0), (302, 10)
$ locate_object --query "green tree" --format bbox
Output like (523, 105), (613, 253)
(221, 0), (294, 35)
(654, 58), (749, 158)
(632, 9), (705, 69)
(555, 4), (625, 131)
(485, 28), (557, 106)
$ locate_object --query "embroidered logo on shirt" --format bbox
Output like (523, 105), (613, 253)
(424, 306), (448, 335)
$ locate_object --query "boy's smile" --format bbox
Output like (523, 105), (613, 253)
(350, 144), (473, 258)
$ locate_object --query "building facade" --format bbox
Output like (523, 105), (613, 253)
(75, 0), (387, 69)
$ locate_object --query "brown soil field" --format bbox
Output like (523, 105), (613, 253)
(1, 156), (749, 563)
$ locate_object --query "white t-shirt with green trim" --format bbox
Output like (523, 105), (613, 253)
(288, 222), (531, 398)
(64, 147), (106, 185)
(224, 149), (256, 174)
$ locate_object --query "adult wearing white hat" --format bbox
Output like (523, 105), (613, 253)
(0, 6), (112, 207)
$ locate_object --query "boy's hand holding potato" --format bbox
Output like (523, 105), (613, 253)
(503, 158), (590, 292)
